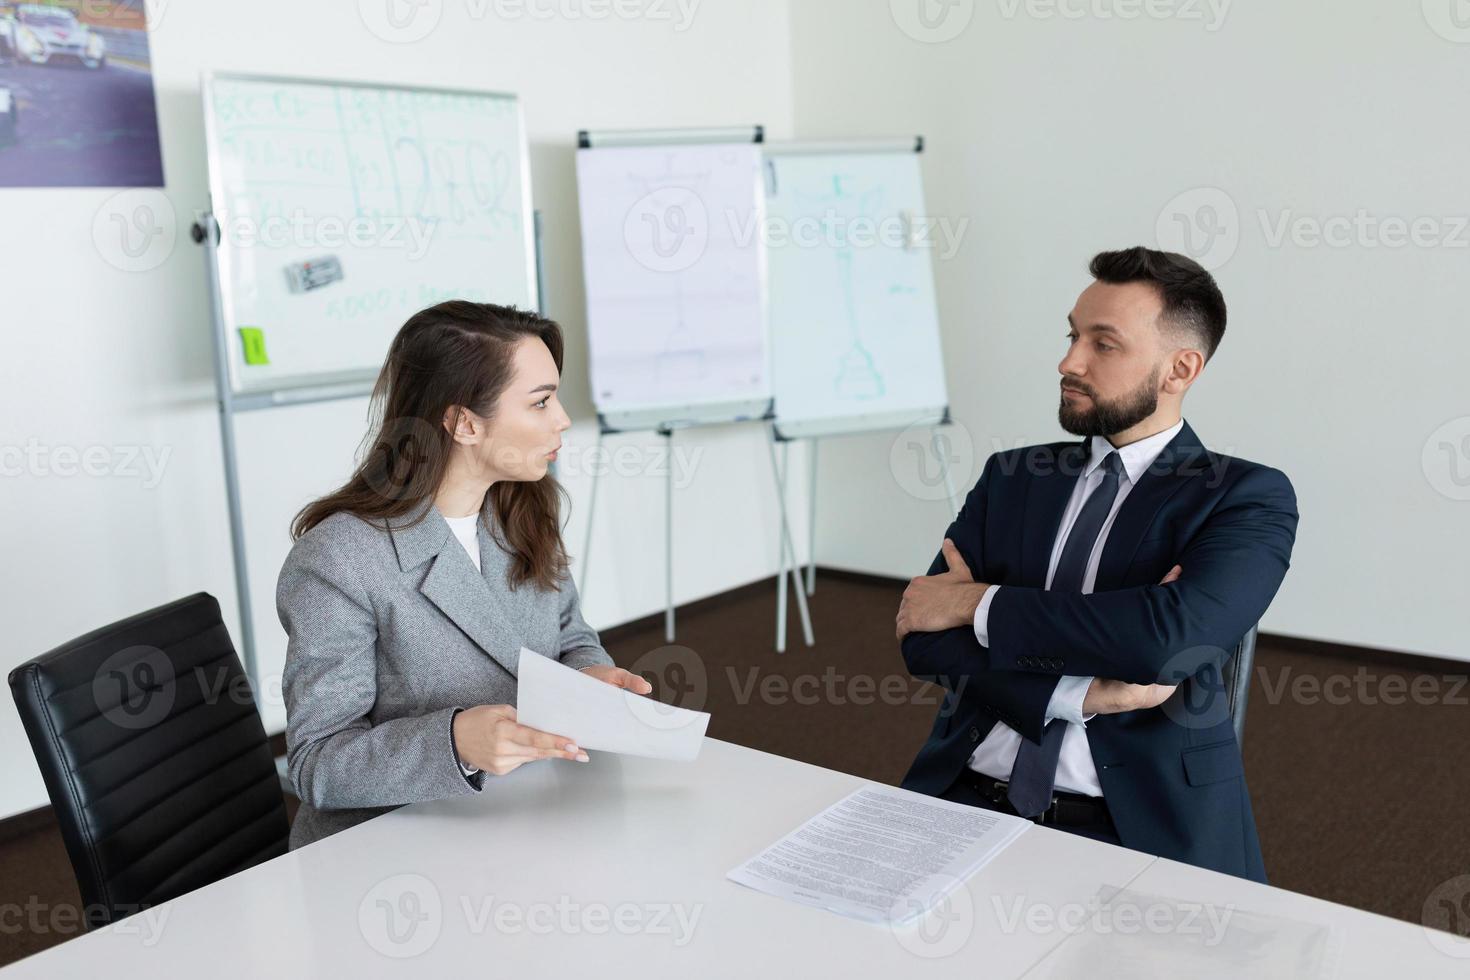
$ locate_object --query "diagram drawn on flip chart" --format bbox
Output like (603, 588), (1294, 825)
(575, 141), (771, 432)
(765, 147), (949, 440)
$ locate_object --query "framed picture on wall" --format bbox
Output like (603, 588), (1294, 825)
(0, 0), (164, 187)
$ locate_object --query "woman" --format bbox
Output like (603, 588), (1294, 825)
(277, 300), (652, 849)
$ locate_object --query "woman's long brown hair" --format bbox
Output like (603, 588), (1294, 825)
(291, 301), (570, 591)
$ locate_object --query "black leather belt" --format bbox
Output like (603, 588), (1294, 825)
(958, 769), (1113, 829)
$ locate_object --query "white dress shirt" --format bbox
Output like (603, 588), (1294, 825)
(967, 418), (1184, 796)
(445, 512), (483, 572)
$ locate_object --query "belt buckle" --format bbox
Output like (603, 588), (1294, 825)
(987, 777), (1012, 806)
(991, 778), (1058, 824)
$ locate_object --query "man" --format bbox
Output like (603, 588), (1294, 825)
(895, 247), (1297, 882)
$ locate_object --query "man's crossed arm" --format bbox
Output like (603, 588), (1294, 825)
(896, 537), (1184, 720)
(893, 453), (1298, 740)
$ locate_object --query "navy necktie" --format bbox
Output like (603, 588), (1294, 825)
(1007, 450), (1125, 817)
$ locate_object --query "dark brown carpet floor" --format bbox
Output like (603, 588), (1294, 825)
(2, 570), (1466, 966)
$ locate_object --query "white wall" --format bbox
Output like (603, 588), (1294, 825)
(791, 1), (1469, 664)
(0, 0), (806, 820)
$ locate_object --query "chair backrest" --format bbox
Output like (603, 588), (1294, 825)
(1220, 624), (1259, 743)
(8, 593), (289, 929)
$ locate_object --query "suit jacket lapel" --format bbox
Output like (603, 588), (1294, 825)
(420, 553), (521, 679)
(1092, 420), (1207, 591)
(387, 502), (521, 679)
(1020, 440), (1089, 588)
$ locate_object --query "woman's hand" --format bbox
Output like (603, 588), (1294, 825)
(452, 704), (588, 776)
(579, 664), (654, 695)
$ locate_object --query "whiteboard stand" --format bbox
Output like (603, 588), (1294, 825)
(535, 209), (547, 313)
(577, 416), (815, 654)
(196, 211), (378, 683)
(662, 427), (675, 643)
(574, 123), (778, 647)
(805, 440), (817, 596)
(572, 423), (683, 645)
(769, 425), (815, 653)
(773, 410), (964, 646)
(933, 420), (964, 517)
(575, 427), (602, 600)
(195, 206), (548, 688)
(764, 135), (959, 598)
(775, 442), (788, 644)
(200, 212), (262, 683)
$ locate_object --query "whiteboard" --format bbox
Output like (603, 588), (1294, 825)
(575, 142), (771, 432)
(765, 147), (949, 439)
(202, 73), (537, 396)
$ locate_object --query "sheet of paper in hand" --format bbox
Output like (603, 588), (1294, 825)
(515, 647), (710, 761)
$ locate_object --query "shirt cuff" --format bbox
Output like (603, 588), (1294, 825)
(1046, 675), (1096, 726)
(972, 585), (1000, 647)
(450, 708), (481, 778)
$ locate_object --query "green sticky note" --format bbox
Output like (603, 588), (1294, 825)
(238, 327), (270, 366)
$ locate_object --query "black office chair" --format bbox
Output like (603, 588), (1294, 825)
(8, 593), (289, 929)
(1220, 624), (1258, 743)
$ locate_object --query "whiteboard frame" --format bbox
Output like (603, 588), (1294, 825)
(763, 137), (925, 158)
(762, 138), (951, 443)
(772, 408), (950, 442)
(200, 70), (540, 400)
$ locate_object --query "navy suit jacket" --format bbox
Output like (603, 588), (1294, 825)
(899, 420), (1298, 883)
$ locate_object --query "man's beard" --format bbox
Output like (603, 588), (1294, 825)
(1058, 366), (1162, 437)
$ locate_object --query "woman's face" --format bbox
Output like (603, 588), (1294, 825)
(455, 336), (572, 484)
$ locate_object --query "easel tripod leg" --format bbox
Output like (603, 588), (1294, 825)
(806, 439), (818, 596)
(577, 429), (603, 598)
(776, 442), (789, 653)
(933, 426), (962, 516)
(767, 426), (814, 649)
(664, 429), (675, 644)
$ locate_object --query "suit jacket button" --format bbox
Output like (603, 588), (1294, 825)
(969, 727), (981, 741)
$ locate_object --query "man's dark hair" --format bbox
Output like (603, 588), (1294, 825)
(1089, 247), (1227, 360)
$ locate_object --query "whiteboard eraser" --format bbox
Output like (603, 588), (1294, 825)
(285, 255), (344, 293)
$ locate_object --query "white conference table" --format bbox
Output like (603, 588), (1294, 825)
(4, 739), (1464, 978)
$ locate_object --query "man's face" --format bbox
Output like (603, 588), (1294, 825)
(1058, 280), (1168, 438)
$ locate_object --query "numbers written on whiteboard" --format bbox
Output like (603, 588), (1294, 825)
(326, 289), (398, 322)
(212, 88), (312, 125)
(325, 285), (494, 321)
(220, 133), (338, 179)
(392, 138), (516, 229)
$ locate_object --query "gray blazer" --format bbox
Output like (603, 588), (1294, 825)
(276, 500), (613, 849)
